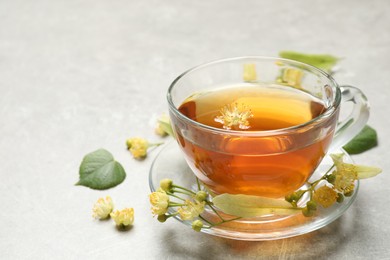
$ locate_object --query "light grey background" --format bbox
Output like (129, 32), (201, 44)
(0, 0), (389, 259)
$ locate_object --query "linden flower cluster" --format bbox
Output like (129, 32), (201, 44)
(150, 155), (380, 233)
(149, 179), (237, 232)
(92, 196), (134, 228)
(285, 153), (381, 216)
(214, 103), (254, 130)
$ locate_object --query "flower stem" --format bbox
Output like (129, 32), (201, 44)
(167, 192), (186, 201)
(168, 202), (186, 207)
(171, 189), (195, 197)
(172, 184), (196, 194)
(205, 201), (225, 221)
(198, 215), (213, 225)
(196, 177), (201, 191)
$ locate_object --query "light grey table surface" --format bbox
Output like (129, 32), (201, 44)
(1, 0), (389, 259)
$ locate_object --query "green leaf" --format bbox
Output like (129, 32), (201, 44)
(76, 149), (126, 190)
(279, 51), (339, 72)
(343, 125), (378, 154)
(212, 193), (300, 218)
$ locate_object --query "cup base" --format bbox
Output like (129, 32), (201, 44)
(149, 141), (359, 241)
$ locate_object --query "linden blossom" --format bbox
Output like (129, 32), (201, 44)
(214, 103), (254, 130)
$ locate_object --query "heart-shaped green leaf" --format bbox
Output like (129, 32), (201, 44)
(343, 125), (378, 154)
(76, 149), (126, 190)
(212, 193), (300, 218)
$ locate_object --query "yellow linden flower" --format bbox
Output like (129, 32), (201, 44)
(243, 63), (257, 82)
(330, 154), (358, 194)
(92, 196), (114, 220)
(149, 189), (170, 216)
(334, 167), (356, 194)
(313, 185), (338, 208)
(330, 153), (382, 180)
(110, 208), (134, 227)
(177, 200), (205, 221)
(214, 103), (253, 130)
(126, 137), (149, 159)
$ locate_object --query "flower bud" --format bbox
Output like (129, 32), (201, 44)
(285, 194), (294, 203)
(337, 193), (344, 203)
(326, 172), (336, 184)
(160, 179), (173, 192)
(344, 190), (354, 197)
(302, 207), (314, 217)
(191, 220), (204, 232)
(195, 191), (208, 202)
(157, 214), (168, 223)
(307, 200), (317, 211)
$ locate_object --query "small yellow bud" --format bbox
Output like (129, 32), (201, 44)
(110, 208), (134, 227)
(191, 220), (204, 232)
(160, 179), (173, 192)
(302, 207), (315, 217)
(92, 196), (114, 220)
(195, 191), (208, 202)
(306, 200), (317, 211)
(157, 214), (168, 223)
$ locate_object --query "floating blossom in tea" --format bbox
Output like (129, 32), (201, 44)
(92, 196), (114, 219)
(110, 208), (134, 227)
(214, 103), (253, 130)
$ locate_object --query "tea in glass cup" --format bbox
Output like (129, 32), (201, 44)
(168, 57), (369, 198)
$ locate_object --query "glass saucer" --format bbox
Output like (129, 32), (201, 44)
(148, 141), (359, 241)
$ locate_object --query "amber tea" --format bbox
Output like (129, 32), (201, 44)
(168, 57), (369, 200)
(176, 85), (334, 198)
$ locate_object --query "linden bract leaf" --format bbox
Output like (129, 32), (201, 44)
(212, 193), (300, 218)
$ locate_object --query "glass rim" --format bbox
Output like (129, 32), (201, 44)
(167, 56), (341, 136)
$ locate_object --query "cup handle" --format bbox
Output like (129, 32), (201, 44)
(330, 85), (370, 151)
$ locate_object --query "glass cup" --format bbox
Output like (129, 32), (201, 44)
(167, 57), (369, 198)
